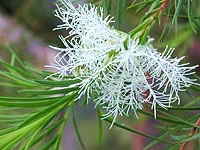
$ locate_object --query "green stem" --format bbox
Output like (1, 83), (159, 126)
(97, 106), (103, 149)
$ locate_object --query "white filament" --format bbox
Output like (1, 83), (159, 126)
(47, 0), (199, 126)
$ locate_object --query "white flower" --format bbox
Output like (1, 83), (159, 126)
(53, 0), (126, 50)
(96, 37), (198, 124)
(94, 38), (198, 125)
(47, 0), (126, 89)
(136, 40), (198, 116)
(48, 0), (199, 125)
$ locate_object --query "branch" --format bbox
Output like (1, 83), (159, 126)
(129, 0), (170, 38)
(179, 117), (200, 150)
(160, 0), (170, 10)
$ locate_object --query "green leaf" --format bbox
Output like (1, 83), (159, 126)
(20, 86), (79, 95)
(0, 58), (36, 79)
(168, 145), (181, 150)
(187, 0), (197, 33)
(0, 82), (26, 87)
(138, 110), (188, 125)
(142, 105), (200, 129)
(41, 71), (75, 79)
(0, 105), (62, 149)
(17, 92), (77, 129)
(172, 0), (183, 32)
(181, 133), (200, 142)
(35, 78), (81, 87)
(0, 127), (16, 136)
(0, 99), (61, 107)
(0, 114), (31, 120)
(10, 53), (15, 66)
(144, 114), (200, 149)
(54, 101), (74, 150)
(129, 16), (154, 37)
(97, 107), (103, 147)
(6, 45), (26, 68)
(99, 0), (112, 17)
(30, 119), (64, 148)
(72, 107), (86, 150)
(0, 118), (25, 124)
(157, 106), (200, 111)
(191, 85), (200, 92)
(156, 108), (200, 129)
(104, 118), (176, 146)
(0, 96), (67, 108)
(24, 126), (43, 150)
(39, 137), (57, 150)
(0, 95), (64, 101)
(170, 133), (190, 141)
(2, 131), (28, 150)
(128, 0), (154, 9)
(0, 71), (38, 87)
(116, 0), (127, 30)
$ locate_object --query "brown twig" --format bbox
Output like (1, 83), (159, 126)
(160, 0), (170, 10)
(179, 117), (200, 150)
(153, 0), (170, 18)
(139, 0), (170, 36)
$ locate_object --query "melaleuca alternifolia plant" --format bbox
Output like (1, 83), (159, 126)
(47, 0), (199, 125)
(0, 0), (200, 149)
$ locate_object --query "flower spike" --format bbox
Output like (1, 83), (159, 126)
(47, 0), (199, 126)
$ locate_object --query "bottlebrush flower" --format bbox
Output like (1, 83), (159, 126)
(48, 0), (199, 125)
(96, 37), (198, 124)
(47, 0), (126, 88)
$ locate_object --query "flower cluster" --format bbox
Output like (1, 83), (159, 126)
(48, 0), (198, 124)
